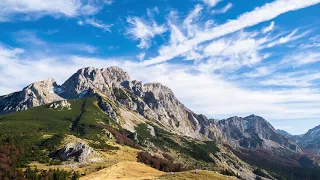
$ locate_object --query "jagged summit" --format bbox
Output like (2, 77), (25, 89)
(61, 66), (131, 98)
(0, 77), (63, 115)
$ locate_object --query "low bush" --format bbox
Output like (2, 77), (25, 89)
(137, 151), (184, 172)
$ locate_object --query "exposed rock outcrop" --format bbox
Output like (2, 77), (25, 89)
(51, 142), (94, 163)
(49, 100), (71, 110)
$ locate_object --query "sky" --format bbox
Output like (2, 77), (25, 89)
(0, 0), (320, 135)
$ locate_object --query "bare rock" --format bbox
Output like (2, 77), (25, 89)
(0, 78), (64, 114)
(51, 142), (94, 163)
(49, 100), (71, 110)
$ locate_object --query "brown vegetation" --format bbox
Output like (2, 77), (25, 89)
(137, 151), (184, 172)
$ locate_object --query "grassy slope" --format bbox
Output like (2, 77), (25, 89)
(158, 170), (237, 180)
(80, 161), (236, 180)
(135, 122), (220, 169)
(80, 161), (165, 180)
(0, 97), (118, 166)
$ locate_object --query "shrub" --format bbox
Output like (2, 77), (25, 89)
(253, 168), (268, 177)
(137, 152), (184, 172)
(163, 153), (174, 162)
(96, 125), (140, 149)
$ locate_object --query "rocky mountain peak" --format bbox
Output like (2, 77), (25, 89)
(143, 83), (174, 95)
(61, 66), (131, 98)
(211, 115), (299, 151)
(0, 78), (63, 114)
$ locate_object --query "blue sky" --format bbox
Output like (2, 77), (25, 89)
(1, 0), (320, 134)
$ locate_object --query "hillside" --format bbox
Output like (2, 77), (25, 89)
(0, 66), (320, 180)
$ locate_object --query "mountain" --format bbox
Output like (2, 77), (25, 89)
(298, 125), (320, 150)
(0, 78), (63, 115)
(278, 126), (320, 164)
(278, 126), (320, 152)
(0, 66), (319, 180)
(0, 67), (299, 152)
(277, 129), (294, 139)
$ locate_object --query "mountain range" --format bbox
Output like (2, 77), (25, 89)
(0, 66), (319, 180)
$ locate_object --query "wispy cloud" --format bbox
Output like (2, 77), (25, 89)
(183, 4), (203, 37)
(104, 0), (114, 5)
(137, 52), (146, 61)
(288, 52), (320, 66)
(13, 30), (98, 54)
(212, 3), (233, 14)
(0, 0), (104, 22)
(78, 18), (113, 32)
(243, 66), (275, 78)
(262, 21), (275, 34)
(141, 0), (320, 66)
(261, 71), (320, 87)
(267, 29), (310, 47)
(202, 0), (222, 7)
(126, 16), (167, 49)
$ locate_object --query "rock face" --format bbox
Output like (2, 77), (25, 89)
(59, 67), (204, 139)
(49, 100), (71, 110)
(0, 78), (63, 114)
(202, 115), (299, 152)
(0, 66), (299, 152)
(51, 142), (94, 163)
(61, 67), (131, 98)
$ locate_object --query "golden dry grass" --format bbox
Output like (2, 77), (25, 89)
(80, 161), (165, 180)
(157, 170), (238, 180)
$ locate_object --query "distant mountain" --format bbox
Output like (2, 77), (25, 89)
(299, 125), (320, 150)
(0, 66), (319, 180)
(277, 129), (294, 139)
(278, 125), (320, 151)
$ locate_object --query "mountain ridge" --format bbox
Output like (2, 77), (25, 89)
(0, 66), (300, 152)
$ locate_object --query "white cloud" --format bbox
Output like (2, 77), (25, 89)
(243, 51), (320, 79)
(104, 0), (114, 5)
(202, 0), (222, 7)
(213, 3), (233, 14)
(0, 0), (102, 22)
(142, 0), (320, 66)
(243, 66), (275, 78)
(288, 52), (320, 66)
(261, 72), (320, 87)
(197, 31), (273, 71)
(183, 4), (203, 37)
(137, 52), (146, 61)
(126, 16), (167, 49)
(13, 30), (98, 54)
(267, 29), (310, 47)
(262, 21), (275, 34)
(78, 18), (113, 32)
